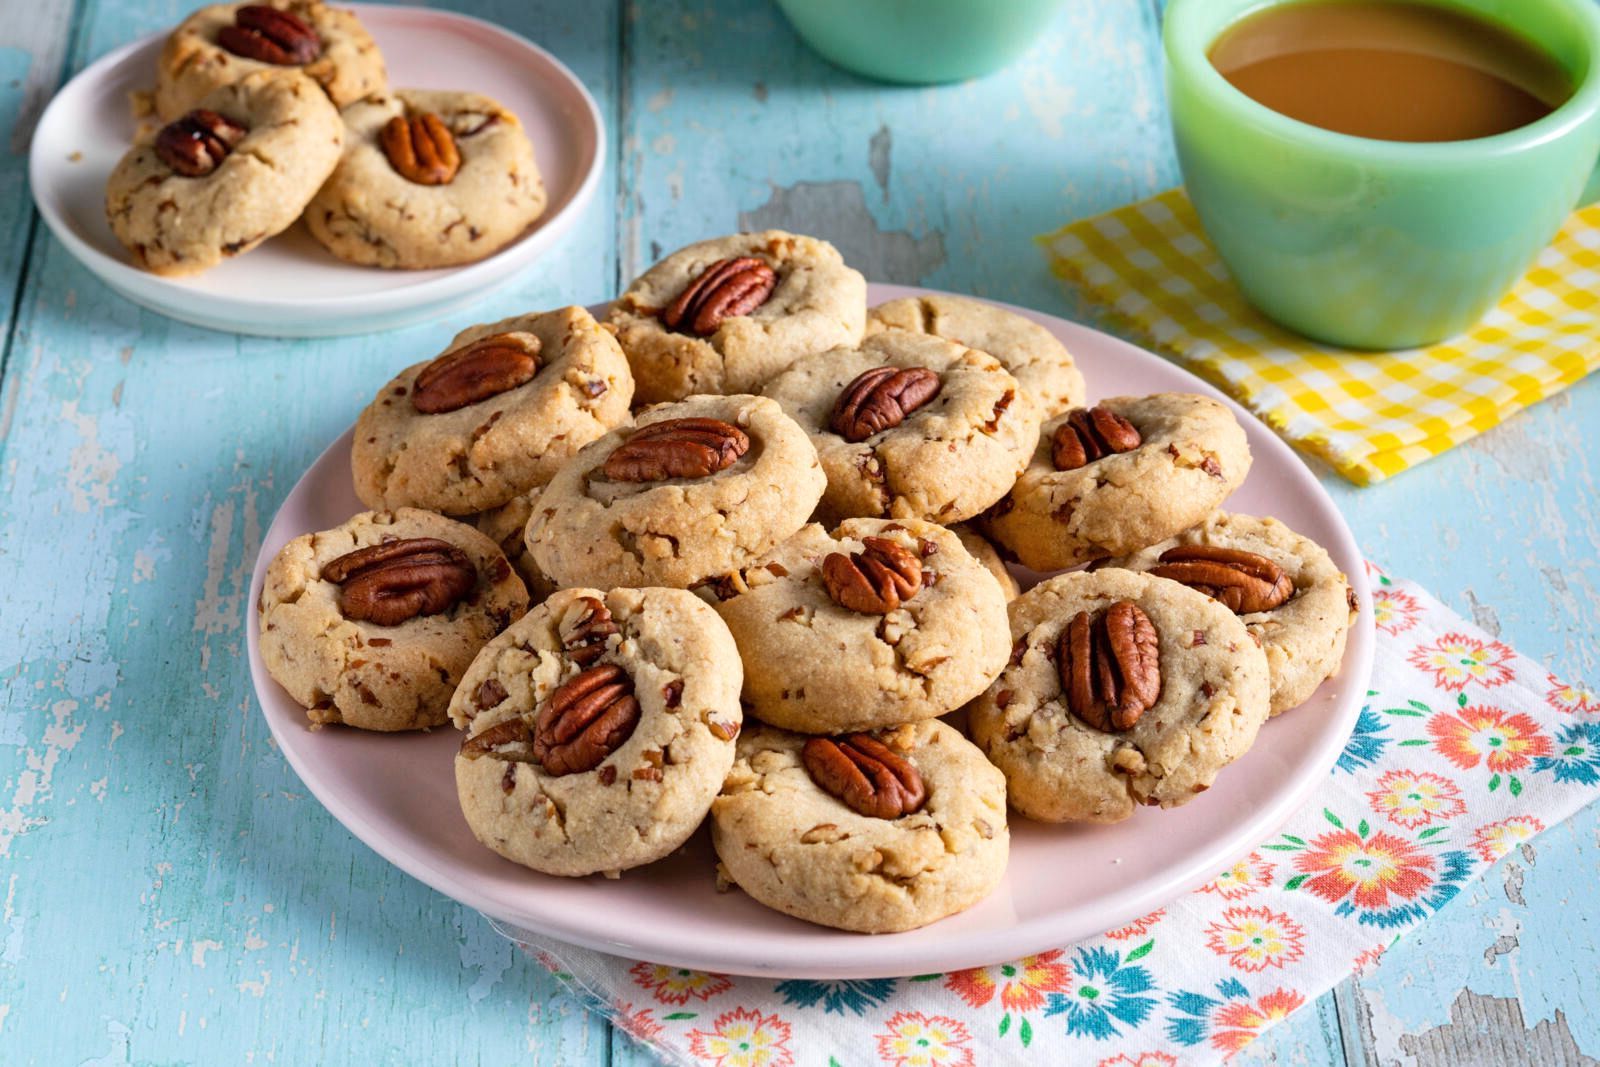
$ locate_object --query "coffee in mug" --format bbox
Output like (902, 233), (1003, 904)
(1209, 0), (1573, 143)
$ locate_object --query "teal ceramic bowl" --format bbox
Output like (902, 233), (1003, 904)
(776, 0), (1067, 84)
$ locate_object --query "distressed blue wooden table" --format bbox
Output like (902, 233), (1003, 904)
(3, 2), (1597, 1063)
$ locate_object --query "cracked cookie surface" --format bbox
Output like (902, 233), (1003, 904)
(451, 587), (743, 878)
(1103, 511), (1355, 715)
(763, 332), (1039, 524)
(258, 507), (528, 732)
(106, 69), (343, 276)
(525, 394), (825, 590)
(700, 518), (1009, 732)
(154, 0), (387, 121)
(351, 306), (633, 516)
(711, 720), (1009, 933)
(305, 88), (547, 269)
(867, 294), (1086, 420)
(969, 568), (1270, 823)
(606, 230), (867, 404)
(981, 393), (1252, 571)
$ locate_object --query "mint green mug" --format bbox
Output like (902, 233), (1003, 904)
(1165, 0), (1600, 349)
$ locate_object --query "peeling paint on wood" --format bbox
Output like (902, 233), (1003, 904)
(1398, 991), (1597, 1067)
(739, 180), (946, 284)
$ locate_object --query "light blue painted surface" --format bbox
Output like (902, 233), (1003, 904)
(1, 2), (1596, 1064)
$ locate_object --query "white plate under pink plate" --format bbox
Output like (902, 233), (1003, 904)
(29, 5), (602, 337)
(246, 285), (1374, 978)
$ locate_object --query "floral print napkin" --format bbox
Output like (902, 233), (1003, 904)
(503, 564), (1600, 1066)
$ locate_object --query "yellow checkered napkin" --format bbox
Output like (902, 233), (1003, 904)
(1038, 190), (1600, 484)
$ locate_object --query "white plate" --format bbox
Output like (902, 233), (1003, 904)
(29, 5), (602, 337)
(246, 285), (1374, 978)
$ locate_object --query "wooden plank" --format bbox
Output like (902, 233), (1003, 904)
(0, 1), (620, 1063)
(0, 0), (79, 366)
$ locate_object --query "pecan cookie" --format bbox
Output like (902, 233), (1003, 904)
(711, 721), (1009, 933)
(155, 1), (386, 121)
(525, 394), (825, 590)
(969, 568), (1270, 823)
(451, 587), (743, 878)
(981, 393), (1252, 571)
(473, 489), (557, 606)
(763, 332), (1039, 524)
(698, 518), (1010, 733)
(951, 522), (1020, 602)
(106, 69), (343, 276)
(305, 89), (547, 269)
(606, 231), (868, 404)
(867, 294), (1086, 420)
(351, 306), (633, 516)
(258, 508), (527, 732)
(1102, 512), (1356, 715)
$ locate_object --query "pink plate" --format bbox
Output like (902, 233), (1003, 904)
(246, 285), (1374, 978)
(30, 5), (603, 336)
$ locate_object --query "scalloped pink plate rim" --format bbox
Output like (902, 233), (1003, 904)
(246, 283), (1374, 978)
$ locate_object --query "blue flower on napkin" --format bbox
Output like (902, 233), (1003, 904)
(1042, 945), (1156, 1040)
(1533, 722), (1600, 786)
(774, 978), (897, 1016)
(1337, 706), (1390, 774)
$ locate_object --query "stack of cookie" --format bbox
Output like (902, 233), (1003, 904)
(106, 1), (546, 276)
(258, 227), (1357, 936)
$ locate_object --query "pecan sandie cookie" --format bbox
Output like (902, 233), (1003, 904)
(451, 587), (743, 877)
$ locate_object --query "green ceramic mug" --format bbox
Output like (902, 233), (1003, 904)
(1165, 0), (1600, 349)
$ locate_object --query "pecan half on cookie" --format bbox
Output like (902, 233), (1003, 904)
(321, 537), (476, 626)
(1058, 600), (1161, 731)
(411, 332), (540, 414)
(821, 536), (923, 614)
(1051, 405), (1141, 470)
(661, 257), (777, 336)
(1150, 545), (1294, 614)
(532, 663), (641, 776)
(802, 733), (927, 819)
(381, 111), (461, 186)
(155, 109), (246, 177)
(602, 417), (751, 482)
(218, 4), (321, 65)
(829, 366), (942, 443)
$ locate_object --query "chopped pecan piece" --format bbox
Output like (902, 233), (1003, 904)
(603, 417), (750, 482)
(661, 257), (777, 335)
(155, 109), (246, 177)
(1051, 406), (1142, 470)
(322, 537), (476, 626)
(533, 664), (641, 776)
(459, 716), (532, 759)
(218, 5), (321, 65)
(1150, 545), (1294, 614)
(560, 595), (618, 667)
(1058, 600), (1161, 731)
(411, 332), (540, 414)
(829, 366), (942, 443)
(802, 733), (926, 819)
(381, 112), (461, 186)
(473, 677), (508, 711)
(821, 536), (922, 614)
